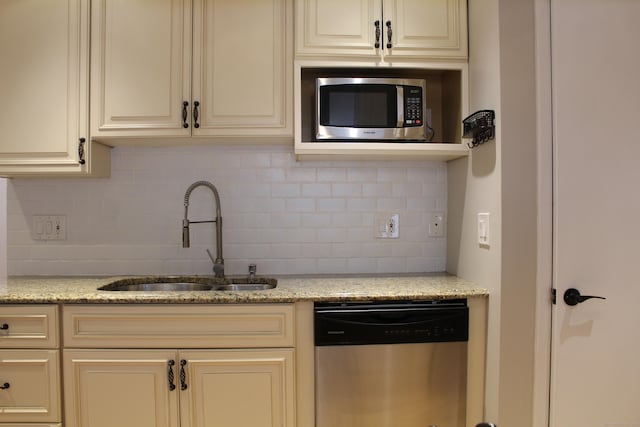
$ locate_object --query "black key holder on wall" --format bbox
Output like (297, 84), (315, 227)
(462, 110), (496, 148)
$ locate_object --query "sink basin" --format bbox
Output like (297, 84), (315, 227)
(216, 277), (277, 291)
(100, 282), (215, 292)
(98, 276), (277, 292)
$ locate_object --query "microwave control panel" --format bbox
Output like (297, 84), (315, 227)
(404, 86), (423, 127)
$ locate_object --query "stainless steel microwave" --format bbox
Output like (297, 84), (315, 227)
(316, 77), (428, 141)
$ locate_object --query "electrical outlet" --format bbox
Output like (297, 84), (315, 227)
(428, 212), (445, 237)
(375, 213), (399, 239)
(33, 215), (66, 241)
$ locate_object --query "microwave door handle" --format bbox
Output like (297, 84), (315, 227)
(396, 86), (404, 127)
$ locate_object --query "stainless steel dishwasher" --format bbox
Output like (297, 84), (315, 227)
(314, 299), (469, 427)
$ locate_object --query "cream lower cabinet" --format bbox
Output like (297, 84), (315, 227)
(0, 306), (61, 427)
(62, 304), (300, 427)
(0, 0), (109, 177)
(90, 0), (293, 141)
(64, 349), (294, 427)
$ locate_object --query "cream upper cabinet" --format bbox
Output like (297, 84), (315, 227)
(91, 0), (293, 140)
(295, 0), (468, 61)
(192, 0), (292, 138)
(90, 0), (191, 138)
(0, 0), (110, 177)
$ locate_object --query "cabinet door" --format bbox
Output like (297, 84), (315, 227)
(192, 0), (293, 138)
(0, 0), (108, 177)
(179, 349), (295, 427)
(0, 350), (60, 423)
(295, 0), (382, 58)
(383, 0), (467, 59)
(63, 350), (180, 427)
(90, 0), (191, 137)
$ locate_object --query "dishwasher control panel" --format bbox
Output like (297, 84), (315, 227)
(314, 299), (468, 346)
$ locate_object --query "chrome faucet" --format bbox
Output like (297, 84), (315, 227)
(182, 181), (224, 278)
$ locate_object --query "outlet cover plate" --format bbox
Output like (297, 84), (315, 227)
(428, 212), (445, 237)
(375, 213), (399, 239)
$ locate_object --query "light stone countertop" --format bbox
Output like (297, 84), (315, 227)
(0, 274), (488, 304)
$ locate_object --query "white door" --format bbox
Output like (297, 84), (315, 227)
(550, 1), (640, 426)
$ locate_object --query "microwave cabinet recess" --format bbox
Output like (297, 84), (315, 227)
(0, 0), (110, 178)
(0, 305), (61, 424)
(90, 0), (293, 141)
(295, 65), (469, 160)
(295, 0), (468, 61)
(61, 304), (302, 427)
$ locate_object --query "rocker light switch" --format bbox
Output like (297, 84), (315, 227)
(477, 213), (490, 247)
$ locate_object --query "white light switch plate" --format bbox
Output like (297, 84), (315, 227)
(477, 213), (490, 247)
(33, 215), (66, 241)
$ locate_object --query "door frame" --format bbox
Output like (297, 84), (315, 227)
(533, 0), (553, 426)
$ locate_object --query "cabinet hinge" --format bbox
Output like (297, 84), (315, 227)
(551, 288), (557, 305)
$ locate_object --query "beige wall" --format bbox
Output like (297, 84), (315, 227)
(448, 0), (539, 425)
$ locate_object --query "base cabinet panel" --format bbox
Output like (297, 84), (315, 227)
(180, 350), (295, 427)
(63, 348), (295, 427)
(0, 350), (60, 424)
(63, 350), (180, 427)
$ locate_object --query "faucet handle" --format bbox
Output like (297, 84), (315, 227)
(206, 249), (225, 278)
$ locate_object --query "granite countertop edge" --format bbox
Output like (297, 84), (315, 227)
(0, 274), (488, 304)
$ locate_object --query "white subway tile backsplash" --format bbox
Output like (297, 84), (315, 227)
(7, 145), (447, 276)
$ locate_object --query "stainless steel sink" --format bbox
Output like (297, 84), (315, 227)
(216, 277), (277, 291)
(100, 282), (215, 291)
(98, 276), (277, 292)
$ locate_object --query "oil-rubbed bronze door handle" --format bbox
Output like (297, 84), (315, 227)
(168, 360), (176, 391)
(78, 138), (86, 165)
(385, 20), (393, 48)
(0, 383), (10, 390)
(182, 101), (189, 128)
(179, 359), (188, 390)
(193, 101), (200, 129)
(563, 288), (606, 306)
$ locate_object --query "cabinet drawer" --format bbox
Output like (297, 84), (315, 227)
(0, 350), (61, 423)
(0, 306), (59, 348)
(63, 304), (295, 348)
